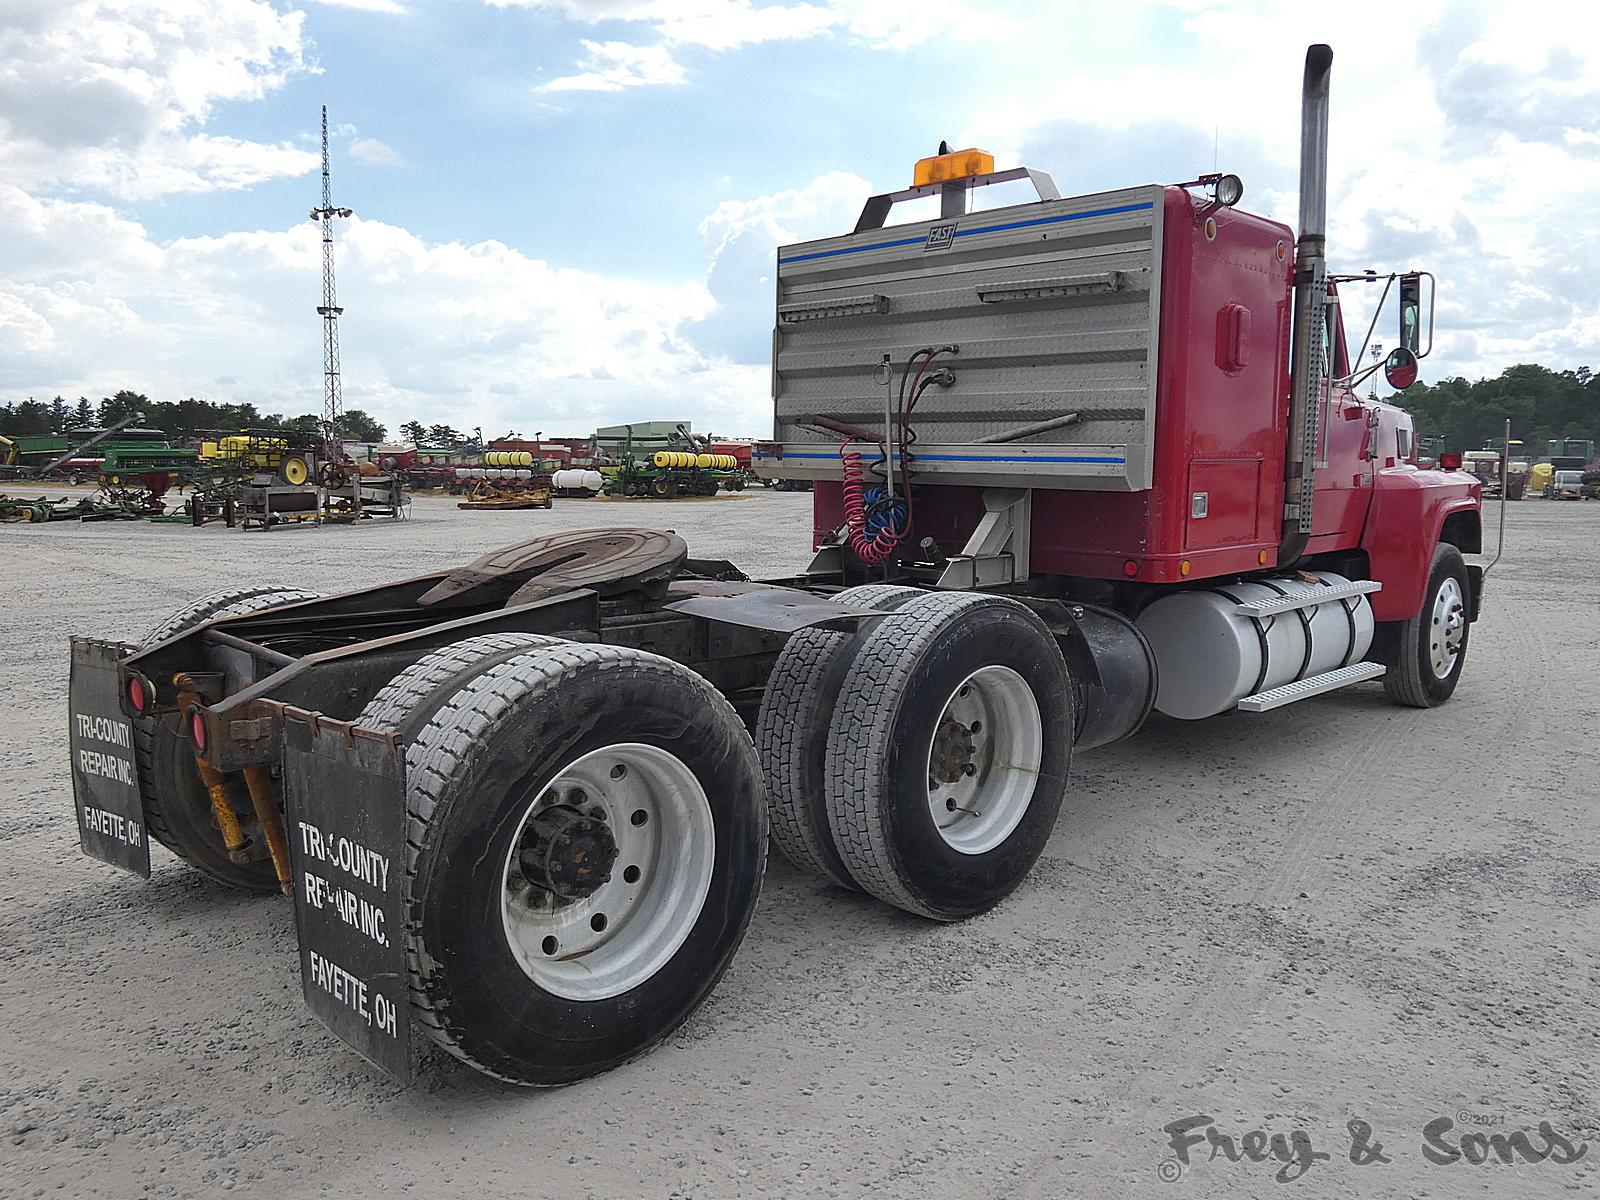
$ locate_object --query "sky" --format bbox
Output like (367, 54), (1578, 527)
(1, 0), (1597, 440)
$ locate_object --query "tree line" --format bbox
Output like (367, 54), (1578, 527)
(0, 391), (388, 444)
(0, 391), (482, 450)
(1383, 363), (1597, 453)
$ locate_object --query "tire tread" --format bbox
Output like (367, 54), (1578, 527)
(755, 583), (924, 888)
(397, 641), (764, 1084)
(823, 591), (1008, 919)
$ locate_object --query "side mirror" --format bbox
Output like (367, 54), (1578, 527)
(1397, 270), (1435, 361)
(1384, 346), (1419, 390)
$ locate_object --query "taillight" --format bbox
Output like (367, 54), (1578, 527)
(1439, 451), (1462, 470)
(189, 708), (208, 753)
(126, 675), (149, 715)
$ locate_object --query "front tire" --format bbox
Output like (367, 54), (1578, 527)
(824, 592), (1073, 921)
(399, 642), (766, 1085)
(1381, 543), (1471, 707)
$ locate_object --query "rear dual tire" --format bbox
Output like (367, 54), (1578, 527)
(823, 592), (1073, 921)
(755, 584), (926, 890)
(362, 638), (766, 1086)
(759, 589), (1073, 922)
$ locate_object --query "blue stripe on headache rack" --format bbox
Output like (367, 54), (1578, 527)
(754, 451), (1127, 465)
(777, 201), (1155, 264)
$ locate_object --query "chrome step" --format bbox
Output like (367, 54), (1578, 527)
(1236, 661), (1386, 712)
(1230, 578), (1382, 618)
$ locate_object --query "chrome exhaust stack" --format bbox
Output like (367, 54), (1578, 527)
(1280, 43), (1334, 562)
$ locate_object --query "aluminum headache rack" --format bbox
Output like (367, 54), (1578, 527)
(760, 183), (1166, 492)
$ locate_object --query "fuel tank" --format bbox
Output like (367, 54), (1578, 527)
(1135, 571), (1375, 719)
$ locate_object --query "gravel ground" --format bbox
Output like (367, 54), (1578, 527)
(2, 488), (1596, 1199)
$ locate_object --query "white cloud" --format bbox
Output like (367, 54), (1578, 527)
(492, 0), (1012, 48)
(350, 137), (406, 166)
(0, 184), (772, 436)
(503, 0), (1016, 92)
(699, 169), (867, 255)
(308, 0), (407, 12)
(691, 170), (868, 360)
(950, 0), (1600, 384)
(0, 0), (315, 198)
(541, 39), (687, 92)
(491, 0), (829, 50)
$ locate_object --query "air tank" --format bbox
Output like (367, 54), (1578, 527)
(1135, 571), (1375, 719)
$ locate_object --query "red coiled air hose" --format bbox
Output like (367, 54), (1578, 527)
(840, 441), (902, 564)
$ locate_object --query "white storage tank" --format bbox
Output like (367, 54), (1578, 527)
(1136, 572), (1376, 719)
(553, 469), (604, 493)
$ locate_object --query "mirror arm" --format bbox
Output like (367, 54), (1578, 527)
(1332, 359), (1385, 391)
(1348, 273), (1395, 385)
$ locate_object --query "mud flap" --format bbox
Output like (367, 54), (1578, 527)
(281, 716), (412, 1083)
(68, 638), (151, 877)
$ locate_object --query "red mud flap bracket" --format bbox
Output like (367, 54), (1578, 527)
(279, 710), (413, 1083)
(68, 638), (151, 877)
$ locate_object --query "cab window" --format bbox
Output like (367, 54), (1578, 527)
(1323, 286), (1350, 377)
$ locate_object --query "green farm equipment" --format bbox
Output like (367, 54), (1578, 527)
(601, 439), (750, 499)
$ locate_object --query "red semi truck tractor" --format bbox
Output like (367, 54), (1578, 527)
(67, 46), (1481, 1087)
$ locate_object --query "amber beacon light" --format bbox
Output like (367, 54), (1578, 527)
(914, 146), (995, 186)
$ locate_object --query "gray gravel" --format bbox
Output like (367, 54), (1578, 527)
(2, 489), (1597, 1199)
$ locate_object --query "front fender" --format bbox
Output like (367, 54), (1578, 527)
(1361, 468), (1482, 622)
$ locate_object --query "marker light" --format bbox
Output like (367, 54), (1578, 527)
(1123, 560), (1140, 577)
(913, 147), (995, 187)
(189, 708), (208, 753)
(1439, 451), (1463, 471)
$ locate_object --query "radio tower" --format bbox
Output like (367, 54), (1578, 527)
(311, 105), (352, 470)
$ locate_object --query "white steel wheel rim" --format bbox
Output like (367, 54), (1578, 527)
(924, 665), (1044, 855)
(1429, 576), (1466, 679)
(500, 742), (714, 1001)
